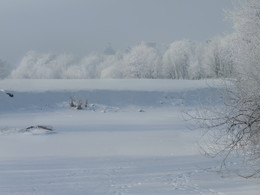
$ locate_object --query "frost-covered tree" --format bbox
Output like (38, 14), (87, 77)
(193, 0), (260, 178)
(218, 35), (236, 78)
(231, 0), (260, 77)
(64, 53), (104, 79)
(10, 51), (77, 79)
(187, 42), (210, 79)
(122, 42), (161, 79)
(100, 54), (123, 79)
(206, 39), (223, 78)
(203, 36), (235, 78)
(162, 40), (193, 79)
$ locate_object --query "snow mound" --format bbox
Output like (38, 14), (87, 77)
(0, 125), (55, 136)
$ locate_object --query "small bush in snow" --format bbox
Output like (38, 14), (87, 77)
(69, 97), (76, 108)
(76, 100), (83, 110)
(69, 97), (90, 111)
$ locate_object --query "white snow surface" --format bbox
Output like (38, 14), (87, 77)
(0, 79), (259, 195)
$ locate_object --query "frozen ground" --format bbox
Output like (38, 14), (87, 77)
(0, 79), (259, 195)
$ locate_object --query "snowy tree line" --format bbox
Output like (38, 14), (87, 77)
(0, 1), (253, 80)
(1, 35), (237, 80)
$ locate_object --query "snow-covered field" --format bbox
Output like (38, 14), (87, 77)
(0, 79), (259, 195)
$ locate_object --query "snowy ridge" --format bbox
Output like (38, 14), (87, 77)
(0, 79), (223, 113)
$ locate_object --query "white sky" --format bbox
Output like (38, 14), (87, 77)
(0, 0), (233, 64)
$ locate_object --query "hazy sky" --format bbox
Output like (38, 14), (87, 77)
(0, 0), (233, 64)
